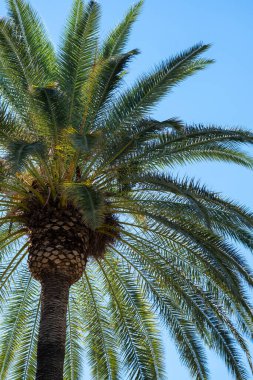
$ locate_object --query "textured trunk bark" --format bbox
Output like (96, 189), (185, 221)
(36, 274), (70, 380)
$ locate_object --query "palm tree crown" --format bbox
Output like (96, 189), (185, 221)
(0, 0), (253, 379)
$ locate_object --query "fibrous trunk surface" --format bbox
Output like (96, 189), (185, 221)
(36, 274), (70, 380)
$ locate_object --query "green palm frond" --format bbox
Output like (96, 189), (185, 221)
(77, 269), (119, 380)
(7, 0), (56, 83)
(97, 259), (165, 380)
(0, 18), (31, 87)
(101, 44), (212, 129)
(101, 0), (143, 58)
(108, 244), (210, 380)
(105, 126), (253, 172)
(0, 240), (29, 298)
(7, 281), (40, 380)
(6, 140), (47, 171)
(80, 48), (140, 132)
(0, 268), (40, 379)
(65, 183), (105, 229)
(0, 227), (25, 308)
(110, 236), (252, 379)
(103, 257), (165, 379)
(0, 18), (56, 138)
(64, 290), (84, 380)
(124, 172), (253, 226)
(4, 0), (61, 140)
(59, 0), (100, 127)
(0, 102), (29, 144)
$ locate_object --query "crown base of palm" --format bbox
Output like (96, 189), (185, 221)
(23, 194), (119, 284)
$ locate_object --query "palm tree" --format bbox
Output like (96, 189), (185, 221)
(0, 0), (253, 379)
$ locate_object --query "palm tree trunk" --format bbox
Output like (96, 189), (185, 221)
(36, 274), (70, 380)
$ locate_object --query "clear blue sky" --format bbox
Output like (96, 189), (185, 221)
(1, 0), (253, 379)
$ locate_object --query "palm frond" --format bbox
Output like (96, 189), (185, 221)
(59, 0), (101, 127)
(102, 44), (212, 130)
(101, 0), (143, 58)
(64, 288), (84, 380)
(7, 0), (56, 83)
(101, 126), (253, 172)
(77, 268), (119, 380)
(65, 183), (105, 229)
(6, 140), (47, 172)
(80, 49), (140, 132)
(109, 235), (252, 379)
(0, 268), (40, 379)
(97, 259), (165, 380)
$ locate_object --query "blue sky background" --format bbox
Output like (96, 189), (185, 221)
(1, 0), (253, 378)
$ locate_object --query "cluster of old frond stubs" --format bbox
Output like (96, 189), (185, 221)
(28, 207), (88, 284)
(23, 195), (118, 284)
